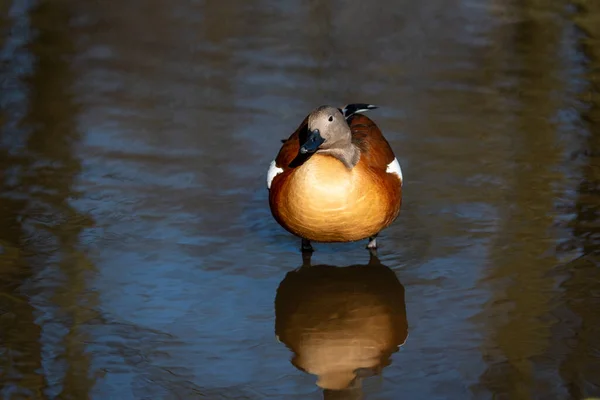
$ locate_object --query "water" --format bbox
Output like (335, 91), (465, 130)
(1, 0), (599, 399)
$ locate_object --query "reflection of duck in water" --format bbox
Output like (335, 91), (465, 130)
(274, 251), (408, 399)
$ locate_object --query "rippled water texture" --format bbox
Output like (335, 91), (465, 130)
(1, 1), (600, 399)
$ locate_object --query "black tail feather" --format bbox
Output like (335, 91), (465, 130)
(341, 103), (378, 119)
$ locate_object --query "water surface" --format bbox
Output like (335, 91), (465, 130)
(1, 0), (600, 399)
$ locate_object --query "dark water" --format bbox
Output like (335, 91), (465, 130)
(1, 0), (600, 399)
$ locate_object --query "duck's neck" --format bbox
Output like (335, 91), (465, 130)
(318, 143), (360, 169)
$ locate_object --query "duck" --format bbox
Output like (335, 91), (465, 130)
(267, 104), (403, 252)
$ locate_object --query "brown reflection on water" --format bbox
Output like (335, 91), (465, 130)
(1, 0), (96, 398)
(555, 1), (600, 398)
(0, 2), (43, 396)
(473, 1), (567, 398)
(0, 182), (46, 395)
(274, 251), (407, 399)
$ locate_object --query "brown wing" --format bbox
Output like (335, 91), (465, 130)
(274, 116), (308, 170)
(349, 114), (396, 170)
(350, 114), (402, 226)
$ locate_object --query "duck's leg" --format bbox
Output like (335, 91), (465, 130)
(301, 238), (314, 252)
(366, 234), (378, 249)
(301, 248), (313, 267)
(368, 247), (379, 263)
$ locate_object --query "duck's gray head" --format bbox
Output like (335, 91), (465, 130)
(300, 106), (352, 155)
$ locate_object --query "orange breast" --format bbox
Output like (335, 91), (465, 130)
(269, 154), (401, 242)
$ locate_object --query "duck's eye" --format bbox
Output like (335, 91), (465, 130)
(328, 116), (333, 122)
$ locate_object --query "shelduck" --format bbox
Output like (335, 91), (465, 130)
(267, 104), (402, 251)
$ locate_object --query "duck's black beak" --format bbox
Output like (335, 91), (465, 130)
(300, 129), (325, 154)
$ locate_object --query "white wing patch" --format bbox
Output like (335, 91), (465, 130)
(386, 157), (403, 184)
(267, 160), (283, 189)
